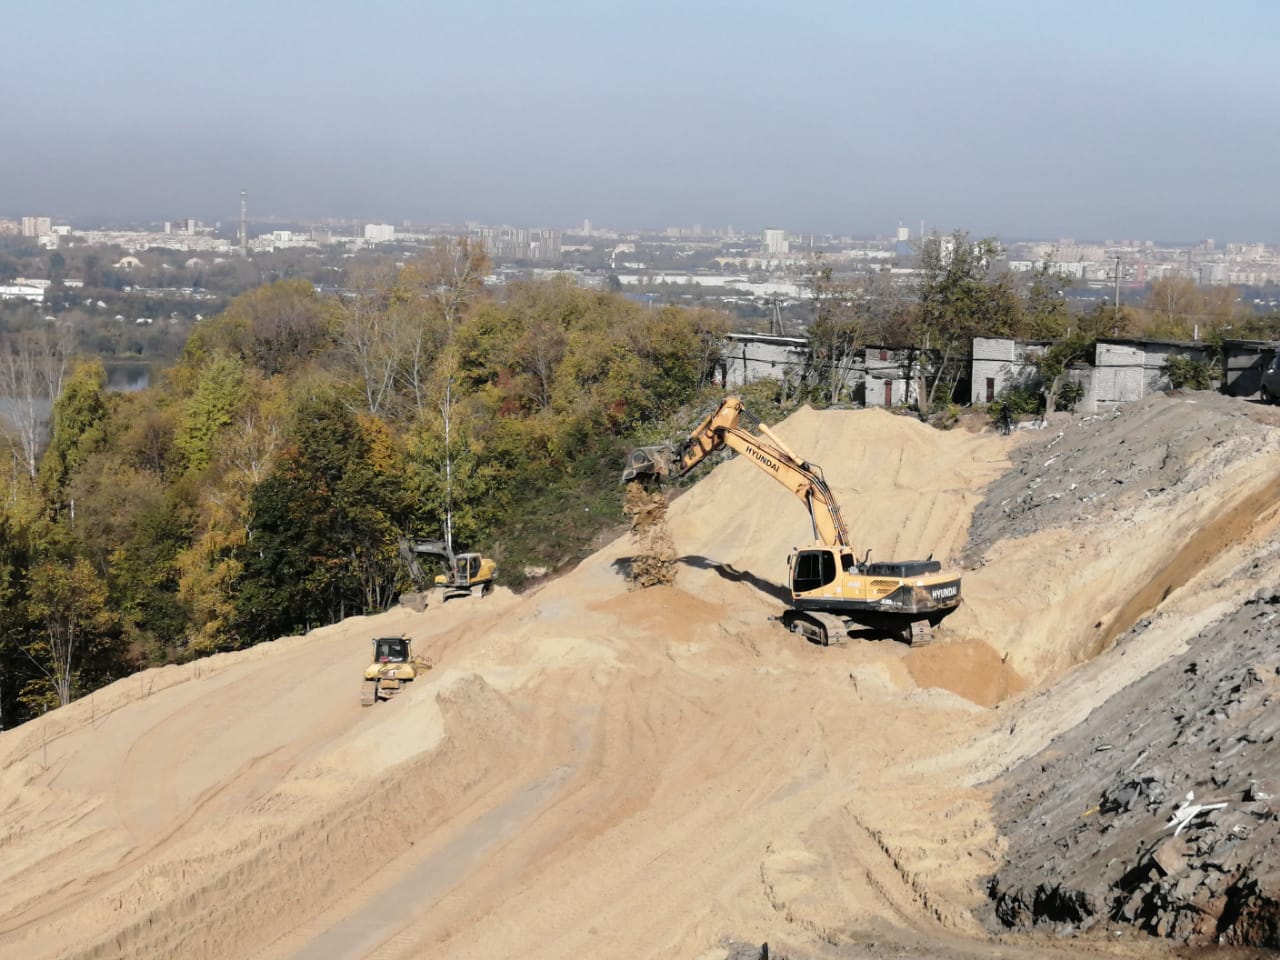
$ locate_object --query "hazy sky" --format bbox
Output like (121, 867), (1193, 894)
(6, 0), (1278, 240)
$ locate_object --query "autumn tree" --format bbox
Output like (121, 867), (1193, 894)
(1144, 276), (1199, 335)
(333, 263), (401, 416)
(394, 238), (490, 416)
(197, 279), (333, 377)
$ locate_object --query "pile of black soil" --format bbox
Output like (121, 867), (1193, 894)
(987, 578), (1280, 947)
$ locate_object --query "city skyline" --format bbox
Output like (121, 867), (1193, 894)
(5, 1), (1279, 241)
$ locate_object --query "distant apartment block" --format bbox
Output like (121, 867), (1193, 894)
(364, 223), (396, 243)
(163, 218), (203, 235)
(21, 216), (52, 238)
(762, 228), (789, 255)
(472, 225), (561, 261)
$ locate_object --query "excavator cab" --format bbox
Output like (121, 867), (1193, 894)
(791, 549), (839, 594)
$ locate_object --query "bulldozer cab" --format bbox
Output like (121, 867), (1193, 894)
(373, 636), (409, 663)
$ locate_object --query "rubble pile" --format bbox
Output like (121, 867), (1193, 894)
(987, 581), (1280, 946)
(962, 393), (1268, 566)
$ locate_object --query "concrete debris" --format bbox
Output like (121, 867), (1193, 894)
(1167, 792), (1229, 837)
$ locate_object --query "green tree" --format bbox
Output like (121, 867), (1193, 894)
(21, 557), (118, 708)
(0, 506), (36, 728)
(1021, 261), (1072, 339)
(914, 232), (1021, 411)
(174, 355), (245, 474)
(1163, 354), (1216, 390)
(39, 357), (108, 501)
(1033, 333), (1094, 414)
(235, 395), (408, 644)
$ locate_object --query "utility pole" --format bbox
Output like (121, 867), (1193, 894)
(1113, 256), (1121, 333)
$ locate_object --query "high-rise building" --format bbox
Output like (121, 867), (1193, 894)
(762, 228), (788, 255)
(21, 216), (52, 238)
(896, 222), (909, 243)
(364, 223), (396, 243)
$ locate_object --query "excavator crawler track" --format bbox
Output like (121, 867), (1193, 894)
(779, 610), (849, 647)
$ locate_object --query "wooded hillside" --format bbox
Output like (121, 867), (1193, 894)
(0, 241), (727, 728)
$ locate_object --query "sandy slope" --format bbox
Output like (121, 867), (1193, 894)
(3, 396), (1276, 959)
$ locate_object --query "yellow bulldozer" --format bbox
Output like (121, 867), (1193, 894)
(361, 634), (432, 706)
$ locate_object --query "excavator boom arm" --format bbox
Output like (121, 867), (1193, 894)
(718, 427), (850, 547)
(622, 397), (852, 548)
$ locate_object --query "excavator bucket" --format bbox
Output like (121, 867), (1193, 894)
(622, 444), (678, 484)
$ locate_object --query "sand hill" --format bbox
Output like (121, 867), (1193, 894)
(3, 393), (1278, 959)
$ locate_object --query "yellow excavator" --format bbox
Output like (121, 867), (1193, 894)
(397, 538), (498, 611)
(361, 634), (432, 706)
(622, 396), (961, 646)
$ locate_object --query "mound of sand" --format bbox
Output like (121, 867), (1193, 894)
(3, 395), (1278, 960)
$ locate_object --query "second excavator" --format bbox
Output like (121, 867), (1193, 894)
(622, 396), (961, 646)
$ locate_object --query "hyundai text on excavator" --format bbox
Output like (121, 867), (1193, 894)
(622, 396), (961, 646)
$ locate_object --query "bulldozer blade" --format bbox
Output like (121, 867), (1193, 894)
(622, 444), (677, 484)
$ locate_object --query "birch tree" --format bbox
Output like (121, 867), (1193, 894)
(0, 327), (72, 479)
(22, 557), (116, 707)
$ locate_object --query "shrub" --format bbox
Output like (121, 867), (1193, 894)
(1056, 380), (1085, 411)
(1163, 355), (1216, 391)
